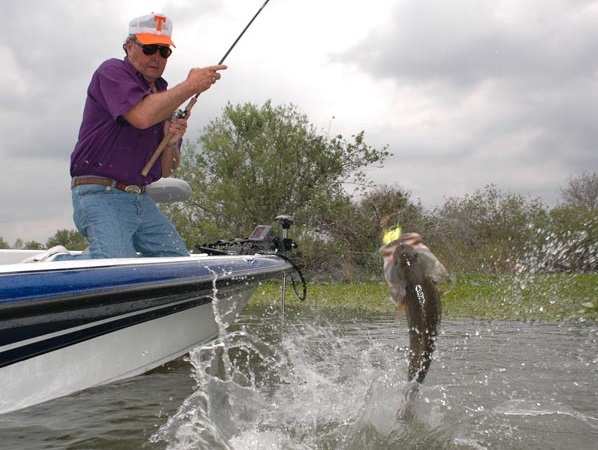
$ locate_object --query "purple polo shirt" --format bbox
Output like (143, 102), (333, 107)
(70, 57), (169, 186)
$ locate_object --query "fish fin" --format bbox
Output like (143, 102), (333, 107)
(439, 273), (457, 296)
(397, 401), (416, 422)
(399, 232), (423, 246)
(397, 299), (406, 321)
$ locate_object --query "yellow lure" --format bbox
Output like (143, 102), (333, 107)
(383, 225), (402, 245)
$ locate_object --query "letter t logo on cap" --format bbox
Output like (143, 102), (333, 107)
(153, 15), (167, 32)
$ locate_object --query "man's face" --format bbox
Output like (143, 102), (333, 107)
(126, 38), (171, 83)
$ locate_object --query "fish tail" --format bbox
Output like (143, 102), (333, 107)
(397, 380), (420, 422)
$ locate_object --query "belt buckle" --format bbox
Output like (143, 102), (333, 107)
(124, 185), (142, 194)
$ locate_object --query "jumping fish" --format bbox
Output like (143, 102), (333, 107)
(379, 229), (452, 421)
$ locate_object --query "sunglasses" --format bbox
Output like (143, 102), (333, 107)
(133, 40), (172, 59)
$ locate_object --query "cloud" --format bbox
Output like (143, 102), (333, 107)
(340, 0), (598, 85)
(329, 0), (598, 205)
(0, 0), (596, 245)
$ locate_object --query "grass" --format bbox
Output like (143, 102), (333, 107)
(250, 273), (598, 322)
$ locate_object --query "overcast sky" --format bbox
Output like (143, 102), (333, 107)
(1, 0), (597, 244)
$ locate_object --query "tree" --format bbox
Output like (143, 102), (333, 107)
(0, 237), (9, 249)
(47, 229), (88, 251)
(13, 238), (25, 250)
(163, 101), (390, 253)
(23, 241), (45, 250)
(435, 184), (549, 273)
(560, 172), (598, 211)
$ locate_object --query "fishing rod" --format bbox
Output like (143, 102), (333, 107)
(141, 0), (272, 176)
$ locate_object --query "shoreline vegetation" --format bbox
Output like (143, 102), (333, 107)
(251, 274), (598, 322)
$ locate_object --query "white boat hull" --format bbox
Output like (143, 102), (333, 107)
(0, 253), (289, 414)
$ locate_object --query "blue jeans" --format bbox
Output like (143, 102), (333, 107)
(56, 184), (189, 260)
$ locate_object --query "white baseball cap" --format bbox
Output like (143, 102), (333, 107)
(129, 13), (175, 47)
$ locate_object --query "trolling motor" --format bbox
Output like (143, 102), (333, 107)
(195, 216), (297, 256)
(274, 214), (296, 316)
(195, 215), (306, 305)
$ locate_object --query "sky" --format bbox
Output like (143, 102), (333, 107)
(1, 0), (597, 245)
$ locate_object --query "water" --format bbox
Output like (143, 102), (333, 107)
(1, 305), (596, 450)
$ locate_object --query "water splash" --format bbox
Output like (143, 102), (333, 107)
(151, 329), (274, 449)
(491, 226), (598, 321)
(151, 314), (461, 449)
(150, 314), (597, 449)
(516, 227), (597, 275)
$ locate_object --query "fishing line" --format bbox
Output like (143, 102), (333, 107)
(142, 0), (273, 176)
(177, 0), (273, 119)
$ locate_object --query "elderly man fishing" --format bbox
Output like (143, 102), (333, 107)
(29, 13), (226, 262)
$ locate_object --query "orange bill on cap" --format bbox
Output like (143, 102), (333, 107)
(129, 13), (175, 47)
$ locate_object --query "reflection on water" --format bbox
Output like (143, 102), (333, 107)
(152, 307), (598, 450)
(0, 307), (596, 449)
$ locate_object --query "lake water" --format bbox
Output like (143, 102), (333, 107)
(1, 304), (596, 450)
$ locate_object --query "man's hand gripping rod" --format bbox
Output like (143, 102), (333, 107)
(141, 0), (272, 176)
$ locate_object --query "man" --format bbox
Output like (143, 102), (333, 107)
(31, 13), (226, 262)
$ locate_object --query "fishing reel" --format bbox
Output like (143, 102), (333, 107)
(172, 108), (189, 120)
(168, 108), (189, 123)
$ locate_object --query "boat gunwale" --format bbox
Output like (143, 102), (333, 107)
(0, 253), (292, 305)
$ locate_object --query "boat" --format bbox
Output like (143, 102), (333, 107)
(0, 179), (297, 415)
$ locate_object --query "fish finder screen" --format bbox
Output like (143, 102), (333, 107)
(248, 225), (274, 242)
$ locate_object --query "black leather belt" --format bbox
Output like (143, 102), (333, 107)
(72, 176), (145, 194)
